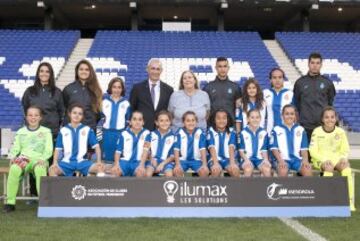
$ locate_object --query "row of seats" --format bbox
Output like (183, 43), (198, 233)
(0, 30), (80, 129)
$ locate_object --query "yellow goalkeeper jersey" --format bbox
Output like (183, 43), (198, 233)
(309, 126), (349, 165)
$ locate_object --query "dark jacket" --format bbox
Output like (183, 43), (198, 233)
(22, 85), (64, 137)
(293, 74), (336, 131)
(62, 80), (100, 130)
(129, 80), (173, 130)
(203, 76), (241, 124)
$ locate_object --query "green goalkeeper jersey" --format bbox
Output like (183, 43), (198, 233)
(9, 125), (53, 163)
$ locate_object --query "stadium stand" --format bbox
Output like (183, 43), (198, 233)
(276, 32), (360, 132)
(86, 31), (279, 94)
(0, 30), (80, 129)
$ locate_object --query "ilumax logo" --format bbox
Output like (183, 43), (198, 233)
(180, 182), (227, 197)
(163, 180), (228, 204)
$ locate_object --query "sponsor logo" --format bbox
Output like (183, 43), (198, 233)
(71, 185), (128, 200)
(266, 182), (315, 201)
(71, 185), (87, 200)
(163, 180), (228, 204)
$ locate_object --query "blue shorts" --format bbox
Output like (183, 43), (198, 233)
(208, 159), (230, 170)
(58, 160), (94, 176)
(101, 129), (121, 163)
(145, 158), (175, 173)
(119, 160), (140, 176)
(240, 158), (267, 169)
(180, 160), (203, 173)
(273, 159), (302, 172)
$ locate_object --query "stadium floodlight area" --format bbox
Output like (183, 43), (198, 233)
(276, 32), (360, 132)
(0, 30), (80, 129)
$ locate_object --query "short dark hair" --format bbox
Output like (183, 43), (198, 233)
(182, 111), (198, 122)
(67, 103), (85, 114)
(269, 67), (285, 80)
(107, 77), (125, 96)
(155, 110), (173, 122)
(282, 104), (297, 115)
(26, 105), (43, 116)
(308, 52), (322, 62)
(216, 57), (228, 63)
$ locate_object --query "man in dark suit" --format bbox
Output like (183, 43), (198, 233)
(130, 58), (174, 130)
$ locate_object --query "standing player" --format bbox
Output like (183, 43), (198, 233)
(207, 109), (240, 177)
(309, 106), (355, 211)
(3, 106), (53, 213)
(49, 104), (105, 177)
(263, 68), (293, 133)
(114, 111), (151, 177)
(270, 104), (312, 177)
(173, 111), (209, 177)
(101, 77), (131, 175)
(236, 78), (266, 133)
(145, 111), (176, 177)
(238, 109), (271, 177)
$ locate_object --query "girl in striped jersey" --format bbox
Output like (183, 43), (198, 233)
(114, 111), (151, 177)
(270, 104), (312, 177)
(207, 109), (240, 177)
(173, 111), (209, 177)
(145, 111), (176, 177)
(238, 109), (271, 177)
(263, 68), (293, 133)
(101, 77), (131, 175)
(235, 78), (266, 133)
(309, 106), (355, 211)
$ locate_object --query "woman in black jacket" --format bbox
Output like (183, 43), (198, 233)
(22, 62), (64, 138)
(62, 59), (102, 130)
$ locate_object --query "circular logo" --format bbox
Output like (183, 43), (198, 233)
(71, 185), (87, 200)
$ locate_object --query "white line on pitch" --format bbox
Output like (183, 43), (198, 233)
(279, 217), (328, 241)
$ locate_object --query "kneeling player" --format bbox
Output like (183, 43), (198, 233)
(270, 104), (312, 177)
(238, 109), (271, 177)
(114, 111), (151, 177)
(309, 106), (355, 211)
(3, 106), (53, 213)
(207, 109), (240, 177)
(173, 111), (209, 177)
(49, 104), (104, 177)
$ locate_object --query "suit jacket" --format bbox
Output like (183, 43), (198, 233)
(130, 80), (174, 130)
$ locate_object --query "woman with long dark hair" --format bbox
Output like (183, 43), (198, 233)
(22, 62), (64, 137)
(62, 59), (103, 130)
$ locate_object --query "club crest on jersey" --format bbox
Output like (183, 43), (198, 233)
(81, 130), (87, 136)
(296, 131), (301, 137)
(284, 94), (289, 101)
(320, 83), (325, 89)
(166, 138), (172, 145)
(195, 133), (200, 140)
(228, 88), (232, 94)
(335, 134), (340, 140)
(38, 133), (44, 138)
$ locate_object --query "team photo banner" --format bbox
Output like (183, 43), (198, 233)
(38, 177), (350, 218)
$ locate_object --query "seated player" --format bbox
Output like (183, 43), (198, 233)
(207, 109), (240, 177)
(146, 111), (175, 177)
(3, 106), (53, 213)
(173, 111), (209, 177)
(49, 104), (105, 177)
(270, 104), (312, 177)
(238, 109), (271, 177)
(114, 111), (151, 177)
(309, 106), (355, 211)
